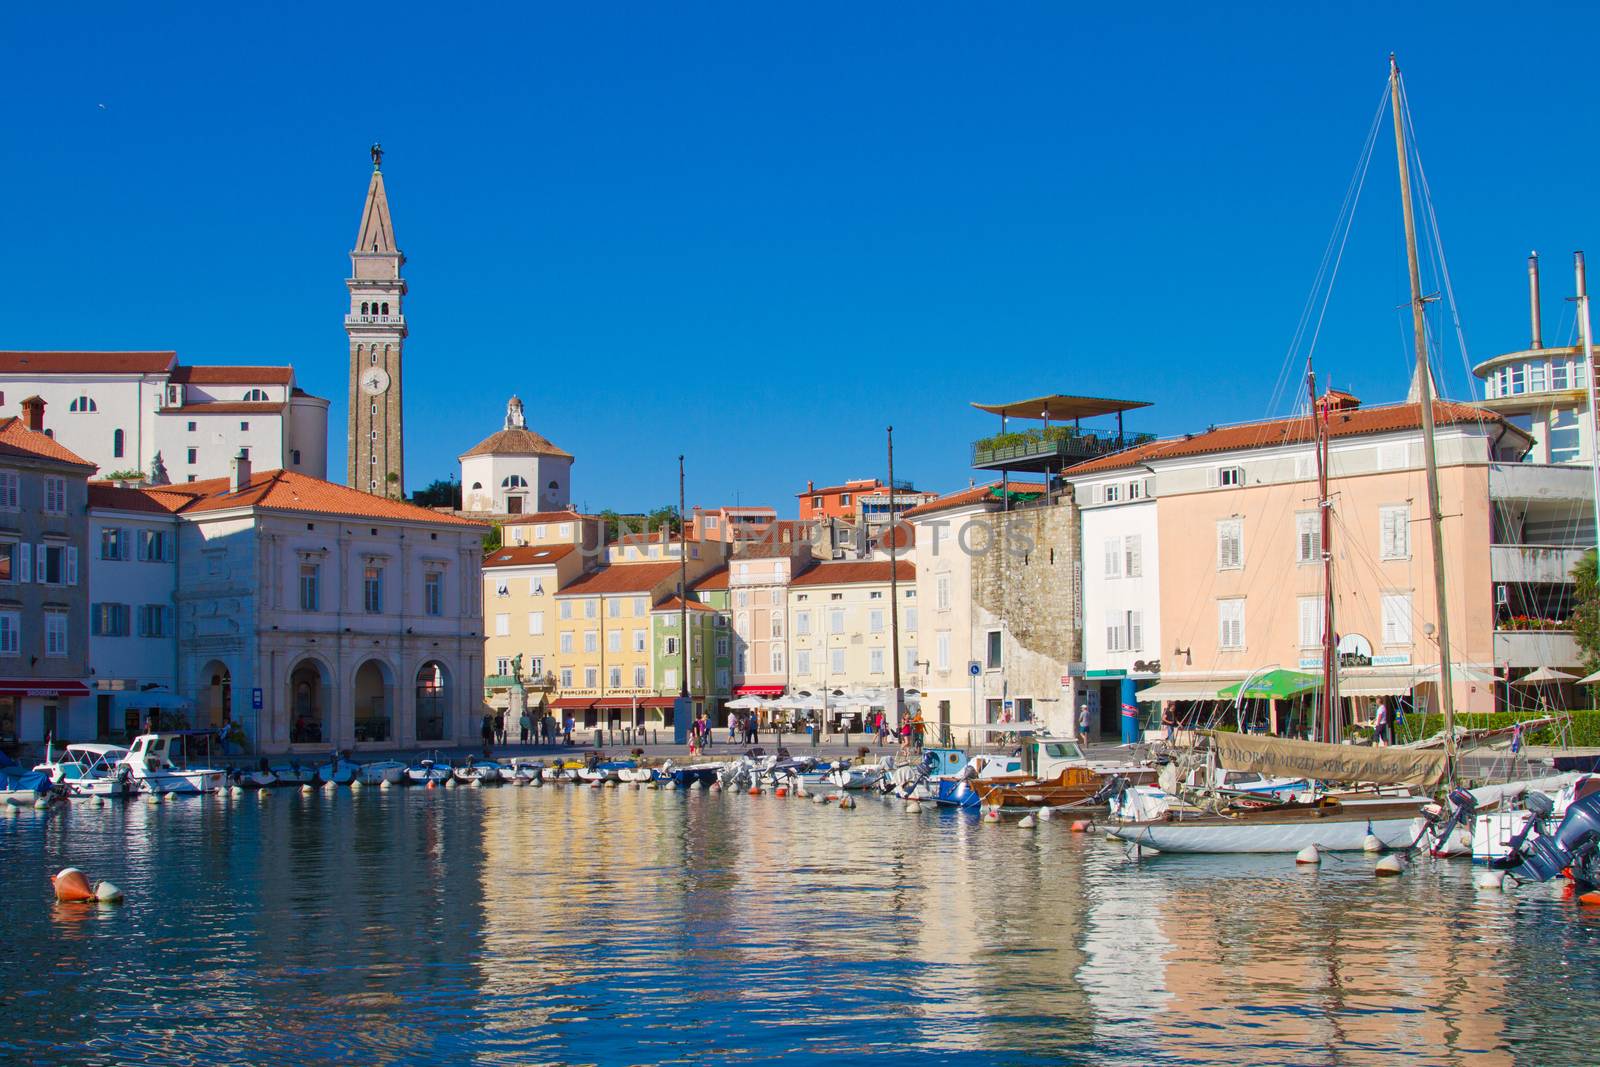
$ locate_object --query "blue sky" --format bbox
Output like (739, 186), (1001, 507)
(2, 3), (1595, 512)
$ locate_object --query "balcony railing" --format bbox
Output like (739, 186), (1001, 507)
(972, 429), (1155, 468)
(1489, 544), (1589, 585)
(344, 314), (405, 326)
(1493, 629), (1580, 670)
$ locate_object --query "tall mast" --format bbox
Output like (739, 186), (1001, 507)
(887, 426), (903, 723)
(1310, 366), (1338, 742)
(1575, 253), (1600, 551)
(1390, 54), (1458, 781)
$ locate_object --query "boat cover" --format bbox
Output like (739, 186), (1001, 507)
(1208, 730), (1448, 788)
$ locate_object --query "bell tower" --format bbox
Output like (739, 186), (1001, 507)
(346, 143), (406, 496)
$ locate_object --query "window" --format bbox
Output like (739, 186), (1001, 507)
(187, 421), (197, 432)
(936, 575), (950, 611)
(737, 590), (749, 608)
(1128, 610), (1143, 651)
(986, 630), (1002, 669)
(796, 611), (811, 637)
(0, 472), (16, 510)
(1213, 465), (1243, 487)
(69, 395), (97, 413)
(1103, 483), (1121, 503)
(634, 665), (647, 687)
(830, 649), (846, 674)
(609, 667), (623, 689)
(633, 629), (647, 652)
(1550, 408), (1581, 464)
(584, 598), (598, 619)
(869, 648), (884, 674)
(92, 602), (131, 636)
(935, 631), (950, 670)
(608, 630), (622, 653)
(560, 632), (574, 654)
(497, 657), (513, 676)
(1382, 593), (1413, 645)
(292, 450), (302, 466)
(138, 529), (172, 562)
(1105, 609), (1126, 653)
(0, 542), (18, 582)
(37, 544), (68, 585)
(585, 668), (599, 689)
(1552, 362), (1570, 390)
(1103, 537), (1122, 578)
(830, 609), (846, 635)
(0, 610), (17, 654)
(1218, 599), (1245, 649)
(560, 601), (573, 620)
(840, 494), (852, 506)
(869, 609), (884, 633)
(905, 646), (919, 673)
(528, 611), (544, 635)
(1380, 506), (1410, 560)
(770, 647), (784, 673)
(45, 611), (68, 657)
(560, 668), (574, 689)
(662, 668), (677, 690)
(1298, 596), (1324, 648)
(905, 606), (918, 632)
(797, 650), (812, 676)
(494, 582), (510, 598)
(1217, 519), (1243, 570)
(187, 448), (197, 465)
(363, 566), (384, 613)
(530, 579), (544, 596)
(1127, 478), (1146, 500)
(137, 605), (172, 638)
(300, 563), (320, 611)
(101, 527), (129, 560)
(633, 596), (647, 616)
(494, 613), (510, 636)
(584, 631), (598, 653)
(1124, 535), (1142, 578)
(559, 523), (572, 538)
(1296, 512), (1322, 564)
(665, 635), (680, 657)
(240, 423), (250, 434)
(112, 428), (125, 458)
(868, 590), (884, 600)
(44, 477), (66, 514)
(424, 571), (443, 616)
(812, 496), (822, 509)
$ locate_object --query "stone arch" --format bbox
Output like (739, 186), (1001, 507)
(351, 657), (396, 743)
(415, 660), (451, 744)
(198, 659), (231, 729)
(287, 656), (332, 745)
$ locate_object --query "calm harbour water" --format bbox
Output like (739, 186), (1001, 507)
(3, 785), (1598, 1066)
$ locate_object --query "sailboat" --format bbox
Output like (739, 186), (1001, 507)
(1111, 55), (1461, 854)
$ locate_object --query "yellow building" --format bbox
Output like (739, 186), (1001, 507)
(482, 542), (587, 718)
(786, 560), (917, 729)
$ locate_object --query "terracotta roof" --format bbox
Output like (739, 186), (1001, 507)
(0, 417), (96, 469)
(157, 469), (486, 526)
(797, 478), (887, 497)
(690, 567), (730, 591)
(902, 481), (1047, 519)
(790, 560), (914, 586)
(653, 596), (716, 614)
(159, 402), (286, 415)
(87, 483), (187, 514)
(460, 427), (573, 460)
(0, 351), (175, 375)
(502, 510), (590, 524)
(881, 523), (915, 550)
(483, 544), (577, 569)
(1064, 400), (1517, 476)
(168, 365), (294, 385)
(556, 561), (681, 596)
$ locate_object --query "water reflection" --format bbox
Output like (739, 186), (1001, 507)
(1, 788), (1596, 1065)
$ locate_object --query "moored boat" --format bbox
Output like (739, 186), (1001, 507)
(1108, 795), (1429, 853)
(118, 732), (226, 794)
(406, 757), (452, 784)
(356, 759), (408, 785)
(35, 743), (136, 798)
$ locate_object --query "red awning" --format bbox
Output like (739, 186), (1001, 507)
(0, 679), (90, 697)
(735, 685), (785, 697)
(640, 697), (677, 709)
(550, 697), (595, 710)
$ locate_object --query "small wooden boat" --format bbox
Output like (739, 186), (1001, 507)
(1108, 795), (1429, 853)
(972, 766), (1107, 811)
(406, 758), (452, 784)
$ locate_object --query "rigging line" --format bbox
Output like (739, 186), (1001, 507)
(1398, 76), (1476, 400)
(1266, 86), (1392, 419)
(1303, 93), (1386, 374)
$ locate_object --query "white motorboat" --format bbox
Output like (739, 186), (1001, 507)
(270, 761), (319, 786)
(453, 759), (504, 784)
(118, 732), (226, 795)
(35, 743), (136, 798)
(825, 757), (894, 791)
(356, 759), (408, 785)
(1467, 774), (1597, 862)
(502, 757), (545, 784)
(407, 758), (452, 784)
(1108, 794), (1429, 853)
(1109, 767), (1310, 822)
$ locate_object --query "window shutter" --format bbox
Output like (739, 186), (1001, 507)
(1125, 535), (1142, 578)
(1105, 609), (1122, 652)
(1128, 610), (1143, 651)
(66, 547), (78, 586)
(18, 546), (30, 584)
(1206, 467), (1219, 488)
(35, 545), (46, 583)
(164, 533), (176, 562)
(1103, 538), (1121, 578)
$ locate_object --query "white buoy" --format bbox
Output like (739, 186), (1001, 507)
(145, 793), (160, 806)
(1295, 845), (1321, 865)
(1363, 834), (1385, 853)
(1019, 814), (1037, 829)
(646, 781), (660, 790)
(1037, 807), (1054, 821)
(812, 793), (828, 805)
(34, 795), (51, 810)
(351, 779), (363, 791)
(301, 784), (314, 795)
(1374, 854), (1405, 877)
(1474, 869), (1506, 891)
(93, 881), (125, 904)
(904, 800), (922, 814)
(982, 807), (1002, 822)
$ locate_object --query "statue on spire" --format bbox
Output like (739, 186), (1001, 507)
(505, 395), (526, 430)
(371, 142), (384, 169)
(148, 451), (170, 486)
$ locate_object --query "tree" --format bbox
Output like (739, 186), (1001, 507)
(644, 504), (681, 534)
(1572, 549), (1600, 678)
(412, 478), (461, 510)
(482, 523), (503, 554)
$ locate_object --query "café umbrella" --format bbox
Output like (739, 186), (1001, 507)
(1216, 669), (1322, 701)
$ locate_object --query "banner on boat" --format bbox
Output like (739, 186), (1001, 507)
(1207, 730), (1448, 788)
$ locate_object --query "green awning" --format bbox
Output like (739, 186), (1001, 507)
(1216, 669), (1322, 701)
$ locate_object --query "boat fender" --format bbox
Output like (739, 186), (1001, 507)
(301, 784), (314, 794)
(982, 808), (1001, 822)
(34, 795), (52, 810)
(796, 786), (809, 799)
(748, 786), (761, 796)
(1019, 815), (1037, 829)
(838, 795), (856, 809)
(145, 793), (161, 806)
(1037, 808), (1054, 822)
(708, 782), (720, 793)
(812, 793), (828, 805)
(352, 779), (364, 791)
(52, 868), (95, 902)
(1070, 820), (1091, 833)
(1474, 870), (1506, 891)
(775, 787), (788, 798)
(1374, 854), (1405, 877)
(904, 800), (922, 814)
(1362, 834), (1385, 853)
(1295, 845), (1321, 866)
(93, 881), (124, 904)
(1580, 891), (1600, 908)
(426, 780), (436, 790)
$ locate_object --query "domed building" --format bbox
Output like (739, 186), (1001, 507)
(459, 396), (573, 515)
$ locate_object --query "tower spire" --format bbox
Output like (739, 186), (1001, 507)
(346, 146), (407, 497)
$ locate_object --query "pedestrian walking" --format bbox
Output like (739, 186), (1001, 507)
(518, 710), (532, 745)
(563, 714), (574, 746)
(494, 711), (507, 746)
(1374, 699), (1392, 746)
(480, 714), (494, 757)
(729, 713), (739, 744)
(1077, 702), (1092, 740)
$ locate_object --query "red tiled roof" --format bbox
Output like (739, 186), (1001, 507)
(797, 478), (887, 497)
(1064, 400), (1516, 476)
(902, 481), (1047, 519)
(690, 567), (730, 591)
(654, 596), (716, 613)
(0, 417), (96, 468)
(168, 365), (294, 385)
(502, 510), (590, 524)
(87, 483), (188, 514)
(483, 543), (577, 569)
(0, 351), (175, 375)
(159, 402), (286, 415)
(881, 523), (915, 550)
(460, 427), (573, 460)
(790, 560), (914, 586)
(156, 470), (486, 526)
(556, 561), (681, 596)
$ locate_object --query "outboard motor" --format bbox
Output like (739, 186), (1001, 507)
(1494, 791), (1600, 891)
(1420, 786), (1479, 854)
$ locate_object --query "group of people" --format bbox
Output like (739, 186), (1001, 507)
(725, 712), (762, 746)
(480, 711), (577, 755)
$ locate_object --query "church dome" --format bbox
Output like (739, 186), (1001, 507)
(460, 427), (572, 460)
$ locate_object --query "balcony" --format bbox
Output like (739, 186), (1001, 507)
(1488, 462), (1593, 503)
(343, 314), (406, 327)
(1493, 628), (1581, 669)
(971, 427), (1156, 472)
(1489, 544), (1589, 584)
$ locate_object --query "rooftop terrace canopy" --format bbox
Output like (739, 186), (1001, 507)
(970, 394), (1151, 422)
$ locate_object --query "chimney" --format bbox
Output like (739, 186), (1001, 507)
(1529, 252), (1543, 349)
(19, 395), (44, 432)
(230, 449), (252, 492)
(806, 480), (814, 493)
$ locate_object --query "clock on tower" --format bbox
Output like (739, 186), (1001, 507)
(346, 144), (407, 496)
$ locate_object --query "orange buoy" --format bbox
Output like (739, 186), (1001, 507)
(1579, 891), (1600, 907)
(1070, 820), (1091, 833)
(52, 867), (95, 902)
(748, 786), (761, 796)
(775, 786), (788, 797)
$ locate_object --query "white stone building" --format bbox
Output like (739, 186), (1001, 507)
(459, 396), (573, 516)
(0, 352), (328, 484)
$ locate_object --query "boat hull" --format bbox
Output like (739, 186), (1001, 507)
(139, 769), (225, 795)
(1109, 800), (1428, 854)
